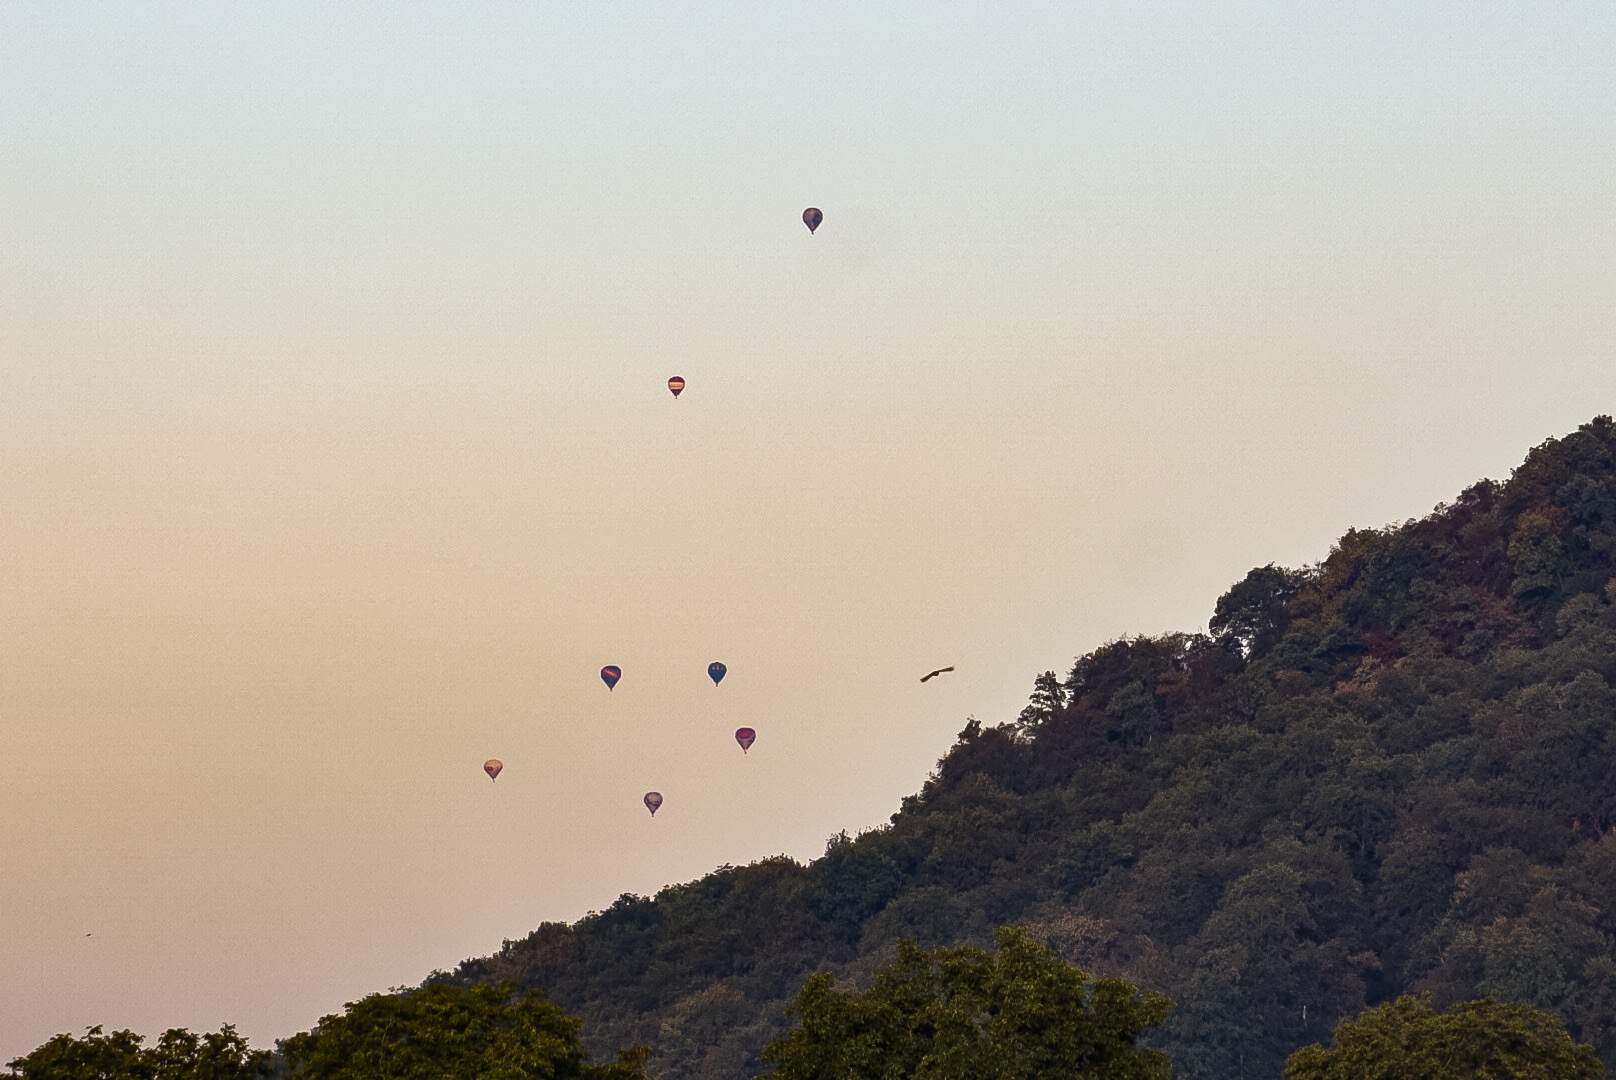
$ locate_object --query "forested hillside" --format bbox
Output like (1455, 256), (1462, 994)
(446, 417), (1616, 1079)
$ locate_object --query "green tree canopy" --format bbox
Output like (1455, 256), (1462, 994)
(1285, 993), (1605, 1080)
(278, 982), (650, 1080)
(758, 926), (1172, 1080)
(4, 1024), (272, 1080)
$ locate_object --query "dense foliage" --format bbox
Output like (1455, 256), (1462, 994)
(1285, 993), (1604, 1079)
(279, 983), (651, 1080)
(5, 1025), (273, 1080)
(758, 927), (1172, 1080)
(448, 417), (1616, 1078)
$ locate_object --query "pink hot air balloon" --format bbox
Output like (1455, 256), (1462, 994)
(802, 207), (823, 234)
(644, 791), (664, 816)
(734, 727), (756, 753)
(483, 759), (503, 782)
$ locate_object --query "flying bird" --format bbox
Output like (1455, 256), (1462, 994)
(920, 666), (955, 683)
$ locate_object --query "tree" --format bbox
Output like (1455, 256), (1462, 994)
(757, 926), (1172, 1080)
(805, 831), (905, 941)
(278, 982), (650, 1080)
(1017, 671), (1067, 730)
(1210, 564), (1300, 657)
(1284, 993), (1604, 1079)
(5, 1024), (272, 1080)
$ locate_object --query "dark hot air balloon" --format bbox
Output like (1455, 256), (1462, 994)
(734, 727), (756, 753)
(708, 661), (727, 686)
(644, 791), (663, 816)
(803, 207), (823, 234)
(668, 376), (685, 398)
(483, 759), (503, 782)
(600, 665), (622, 691)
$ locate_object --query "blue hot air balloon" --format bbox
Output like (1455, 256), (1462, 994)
(600, 665), (622, 691)
(708, 661), (727, 686)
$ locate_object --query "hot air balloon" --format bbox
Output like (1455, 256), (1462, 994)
(600, 665), (622, 691)
(483, 759), (503, 782)
(668, 376), (685, 398)
(644, 791), (663, 816)
(708, 661), (727, 686)
(803, 207), (823, 234)
(734, 727), (756, 753)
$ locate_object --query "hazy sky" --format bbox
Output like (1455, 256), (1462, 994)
(3, 0), (1614, 1061)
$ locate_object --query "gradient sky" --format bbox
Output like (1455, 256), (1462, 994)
(3, 0), (1615, 1061)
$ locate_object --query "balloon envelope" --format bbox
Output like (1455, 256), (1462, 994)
(667, 376), (685, 398)
(708, 661), (727, 686)
(802, 207), (822, 233)
(734, 727), (756, 753)
(644, 791), (663, 815)
(483, 759), (503, 781)
(600, 665), (622, 691)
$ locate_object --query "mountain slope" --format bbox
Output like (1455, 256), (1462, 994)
(446, 416), (1616, 1079)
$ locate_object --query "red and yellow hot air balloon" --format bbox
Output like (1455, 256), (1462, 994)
(802, 207), (823, 234)
(734, 728), (756, 753)
(483, 759), (503, 782)
(667, 376), (685, 398)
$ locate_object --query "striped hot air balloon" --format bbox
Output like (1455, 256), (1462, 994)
(668, 376), (685, 398)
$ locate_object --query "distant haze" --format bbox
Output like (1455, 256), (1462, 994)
(3, 1), (1614, 1060)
